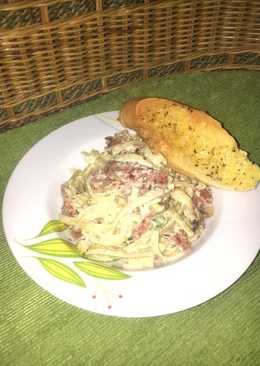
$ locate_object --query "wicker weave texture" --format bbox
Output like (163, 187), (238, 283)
(0, 0), (260, 130)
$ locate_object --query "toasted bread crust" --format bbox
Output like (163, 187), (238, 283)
(119, 97), (260, 191)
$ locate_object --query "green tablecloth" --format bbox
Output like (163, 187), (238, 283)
(1, 70), (259, 366)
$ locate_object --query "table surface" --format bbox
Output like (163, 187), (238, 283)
(1, 70), (259, 366)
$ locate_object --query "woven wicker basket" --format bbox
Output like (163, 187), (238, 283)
(1, 0), (260, 131)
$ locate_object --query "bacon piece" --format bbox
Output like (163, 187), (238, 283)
(199, 188), (213, 203)
(61, 186), (77, 216)
(132, 215), (152, 240)
(192, 187), (213, 217)
(173, 230), (191, 251)
(71, 227), (83, 240)
(162, 228), (191, 251)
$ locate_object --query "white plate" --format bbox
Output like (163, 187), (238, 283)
(3, 112), (260, 317)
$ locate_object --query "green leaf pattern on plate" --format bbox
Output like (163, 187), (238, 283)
(38, 220), (67, 236)
(25, 238), (81, 257)
(21, 220), (130, 286)
(75, 261), (130, 280)
(37, 257), (86, 287)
